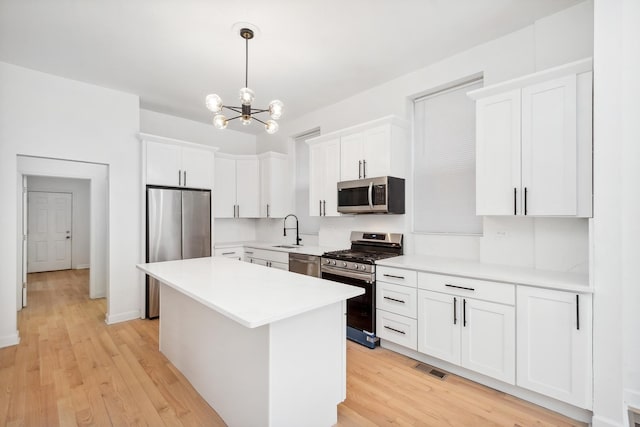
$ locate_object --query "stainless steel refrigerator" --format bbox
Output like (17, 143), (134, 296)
(146, 187), (211, 318)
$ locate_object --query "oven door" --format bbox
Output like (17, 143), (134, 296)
(321, 266), (375, 334)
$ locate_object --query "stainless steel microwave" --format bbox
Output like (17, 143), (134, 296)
(337, 176), (405, 214)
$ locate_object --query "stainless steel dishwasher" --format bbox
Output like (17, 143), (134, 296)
(288, 253), (321, 277)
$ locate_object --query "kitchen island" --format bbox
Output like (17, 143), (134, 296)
(136, 256), (364, 427)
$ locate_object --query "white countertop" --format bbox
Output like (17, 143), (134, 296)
(215, 241), (341, 257)
(137, 257), (364, 328)
(377, 255), (591, 293)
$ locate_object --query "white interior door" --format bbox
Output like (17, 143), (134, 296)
(27, 192), (72, 273)
(22, 176), (28, 307)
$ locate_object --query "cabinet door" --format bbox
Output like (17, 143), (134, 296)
(461, 299), (515, 384)
(260, 156), (289, 218)
(417, 290), (460, 365)
(516, 287), (592, 409)
(308, 143), (325, 217)
(213, 157), (237, 218)
(323, 138), (341, 217)
(521, 75), (577, 216)
(475, 90), (521, 215)
(362, 125), (391, 178)
(235, 158), (260, 218)
(181, 146), (214, 189)
(146, 141), (181, 187)
(340, 133), (363, 181)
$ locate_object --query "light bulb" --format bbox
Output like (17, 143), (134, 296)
(205, 94), (223, 113)
(268, 100), (283, 120)
(213, 114), (228, 129)
(239, 87), (255, 106)
(241, 115), (252, 126)
(265, 120), (279, 134)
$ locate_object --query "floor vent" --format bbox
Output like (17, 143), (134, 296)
(414, 363), (448, 380)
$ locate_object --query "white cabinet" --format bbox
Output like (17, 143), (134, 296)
(340, 124), (404, 181)
(417, 273), (516, 384)
(470, 58), (592, 217)
(259, 152), (290, 218)
(308, 138), (341, 217)
(376, 267), (418, 351)
(143, 135), (216, 190)
(244, 247), (289, 270)
(214, 246), (244, 261)
(516, 287), (592, 409)
(214, 155), (260, 218)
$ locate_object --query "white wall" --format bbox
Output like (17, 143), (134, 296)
(140, 109), (257, 155)
(0, 61), (141, 347)
(256, 1), (593, 274)
(592, 1), (640, 426)
(27, 176), (90, 269)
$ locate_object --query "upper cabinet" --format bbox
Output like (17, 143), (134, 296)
(339, 119), (408, 181)
(469, 58), (593, 217)
(259, 152), (291, 218)
(307, 116), (409, 217)
(141, 133), (217, 190)
(308, 138), (341, 217)
(214, 154), (260, 218)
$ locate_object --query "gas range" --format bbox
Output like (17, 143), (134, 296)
(321, 231), (403, 349)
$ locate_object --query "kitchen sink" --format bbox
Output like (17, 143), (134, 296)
(273, 245), (298, 249)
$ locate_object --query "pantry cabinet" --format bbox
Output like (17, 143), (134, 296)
(470, 58), (593, 217)
(259, 152), (290, 218)
(214, 155), (260, 218)
(516, 286), (592, 409)
(142, 134), (216, 190)
(308, 137), (341, 217)
(417, 273), (516, 384)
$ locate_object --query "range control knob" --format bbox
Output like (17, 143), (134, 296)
(342, 262), (347, 267)
(360, 265), (367, 271)
(331, 260), (337, 265)
(352, 263), (359, 269)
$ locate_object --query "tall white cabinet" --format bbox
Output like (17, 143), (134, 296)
(308, 138), (341, 217)
(469, 58), (593, 217)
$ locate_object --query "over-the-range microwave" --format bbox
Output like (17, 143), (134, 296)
(337, 176), (405, 214)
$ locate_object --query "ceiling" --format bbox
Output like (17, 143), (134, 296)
(0, 0), (583, 134)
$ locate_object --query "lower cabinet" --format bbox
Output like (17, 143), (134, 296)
(516, 286), (592, 409)
(416, 272), (516, 385)
(214, 246), (244, 261)
(244, 248), (289, 270)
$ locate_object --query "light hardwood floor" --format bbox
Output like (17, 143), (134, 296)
(0, 270), (585, 426)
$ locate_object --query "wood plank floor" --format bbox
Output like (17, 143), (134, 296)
(0, 270), (586, 426)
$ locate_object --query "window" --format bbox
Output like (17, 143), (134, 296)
(294, 129), (321, 234)
(413, 79), (483, 234)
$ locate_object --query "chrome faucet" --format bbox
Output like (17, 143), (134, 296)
(283, 214), (302, 246)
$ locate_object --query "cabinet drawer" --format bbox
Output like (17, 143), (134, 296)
(214, 247), (244, 260)
(376, 309), (417, 351)
(376, 282), (417, 319)
(418, 272), (515, 306)
(244, 247), (289, 264)
(376, 266), (417, 287)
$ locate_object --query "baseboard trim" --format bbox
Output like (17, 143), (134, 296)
(105, 310), (141, 325)
(591, 414), (623, 427)
(0, 331), (20, 349)
(75, 264), (90, 270)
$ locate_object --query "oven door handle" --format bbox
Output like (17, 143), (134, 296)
(321, 265), (373, 283)
(368, 182), (373, 209)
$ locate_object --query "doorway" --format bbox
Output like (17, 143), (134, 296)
(27, 191), (73, 273)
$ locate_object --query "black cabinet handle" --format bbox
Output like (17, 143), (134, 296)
(323, 200), (326, 216)
(363, 159), (367, 178)
(178, 170), (182, 186)
(445, 283), (475, 292)
(266, 204), (270, 218)
(221, 251), (235, 255)
(319, 200), (322, 216)
(383, 296), (406, 304)
(384, 325), (406, 335)
(514, 187), (517, 215)
(358, 160), (362, 179)
(383, 274), (405, 280)
(576, 294), (580, 330)
(183, 170), (187, 187)
(463, 299), (467, 327)
(524, 187), (528, 215)
(453, 297), (457, 325)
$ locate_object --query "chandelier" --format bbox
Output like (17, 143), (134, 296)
(205, 28), (283, 134)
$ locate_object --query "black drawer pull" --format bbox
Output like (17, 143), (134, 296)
(453, 297), (457, 325)
(245, 251), (254, 254)
(384, 325), (406, 335)
(221, 251), (236, 255)
(576, 294), (580, 330)
(445, 283), (475, 291)
(383, 296), (406, 304)
(383, 274), (405, 280)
